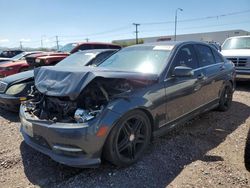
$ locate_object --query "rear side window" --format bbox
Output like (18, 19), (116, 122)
(211, 48), (224, 63)
(171, 44), (198, 69)
(195, 44), (216, 66)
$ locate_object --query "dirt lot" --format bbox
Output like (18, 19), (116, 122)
(0, 82), (249, 188)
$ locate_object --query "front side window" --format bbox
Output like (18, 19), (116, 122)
(171, 44), (198, 71)
(195, 44), (215, 66)
(59, 43), (78, 53)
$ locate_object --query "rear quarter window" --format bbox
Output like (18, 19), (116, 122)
(211, 48), (224, 63)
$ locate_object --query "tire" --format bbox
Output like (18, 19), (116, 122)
(217, 84), (233, 111)
(103, 110), (152, 167)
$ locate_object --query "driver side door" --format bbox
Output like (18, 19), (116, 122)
(164, 44), (205, 124)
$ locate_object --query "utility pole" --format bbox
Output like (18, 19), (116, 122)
(41, 39), (43, 48)
(20, 41), (23, 49)
(56, 36), (59, 50)
(174, 8), (183, 41)
(85, 38), (89, 42)
(133, 23), (140, 44)
(41, 35), (46, 48)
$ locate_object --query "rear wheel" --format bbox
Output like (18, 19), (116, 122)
(103, 110), (151, 167)
(217, 84), (233, 111)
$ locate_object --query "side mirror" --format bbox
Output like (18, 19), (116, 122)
(173, 66), (194, 77)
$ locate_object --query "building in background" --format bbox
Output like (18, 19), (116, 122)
(113, 29), (249, 45)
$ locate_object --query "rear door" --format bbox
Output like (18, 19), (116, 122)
(194, 44), (224, 102)
(164, 44), (206, 123)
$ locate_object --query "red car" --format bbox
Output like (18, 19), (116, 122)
(26, 42), (121, 67)
(0, 51), (44, 78)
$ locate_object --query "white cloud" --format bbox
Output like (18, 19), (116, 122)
(0, 39), (9, 43)
(20, 38), (31, 42)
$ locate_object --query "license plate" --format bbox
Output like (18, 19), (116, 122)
(21, 117), (33, 137)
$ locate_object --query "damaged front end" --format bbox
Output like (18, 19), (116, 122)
(22, 66), (157, 123)
(23, 78), (136, 123)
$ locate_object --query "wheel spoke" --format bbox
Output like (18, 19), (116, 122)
(128, 143), (136, 159)
(134, 119), (143, 134)
(118, 137), (130, 152)
(123, 122), (133, 135)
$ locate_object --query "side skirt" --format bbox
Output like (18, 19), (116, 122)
(153, 99), (219, 138)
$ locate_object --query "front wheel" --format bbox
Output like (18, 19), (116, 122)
(217, 84), (233, 111)
(103, 110), (152, 167)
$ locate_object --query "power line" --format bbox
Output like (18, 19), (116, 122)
(140, 20), (250, 34)
(59, 25), (132, 38)
(140, 9), (250, 25)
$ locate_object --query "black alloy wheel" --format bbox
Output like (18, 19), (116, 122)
(103, 110), (151, 167)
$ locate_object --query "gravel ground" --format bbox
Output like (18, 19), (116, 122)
(0, 81), (249, 188)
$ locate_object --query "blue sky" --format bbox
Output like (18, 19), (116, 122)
(0, 0), (249, 48)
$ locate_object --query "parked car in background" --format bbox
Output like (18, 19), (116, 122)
(208, 41), (221, 51)
(26, 42), (121, 68)
(0, 50), (24, 60)
(0, 51), (44, 78)
(221, 36), (250, 80)
(20, 41), (235, 168)
(0, 49), (118, 111)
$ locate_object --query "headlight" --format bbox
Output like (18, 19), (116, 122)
(35, 59), (41, 63)
(5, 83), (26, 95)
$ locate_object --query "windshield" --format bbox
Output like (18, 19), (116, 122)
(222, 37), (250, 50)
(98, 46), (171, 74)
(10, 52), (26, 60)
(56, 52), (97, 67)
(58, 43), (78, 53)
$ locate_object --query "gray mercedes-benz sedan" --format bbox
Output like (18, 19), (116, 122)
(20, 41), (236, 168)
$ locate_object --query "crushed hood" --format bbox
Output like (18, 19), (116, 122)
(34, 66), (158, 100)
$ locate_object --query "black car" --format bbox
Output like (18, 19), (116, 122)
(0, 49), (118, 111)
(20, 41), (235, 168)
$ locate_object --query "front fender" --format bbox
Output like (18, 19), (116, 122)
(107, 96), (153, 116)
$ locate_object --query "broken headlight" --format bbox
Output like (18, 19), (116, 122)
(74, 107), (103, 123)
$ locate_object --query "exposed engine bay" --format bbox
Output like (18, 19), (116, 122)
(23, 78), (148, 123)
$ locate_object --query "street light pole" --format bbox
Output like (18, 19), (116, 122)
(133, 23), (140, 44)
(174, 8), (183, 41)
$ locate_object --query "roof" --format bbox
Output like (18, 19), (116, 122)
(126, 40), (210, 49)
(225, 35), (250, 40)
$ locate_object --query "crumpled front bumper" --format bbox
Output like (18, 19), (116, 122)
(19, 104), (121, 168)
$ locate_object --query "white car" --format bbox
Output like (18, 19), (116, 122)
(221, 36), (250, 79)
